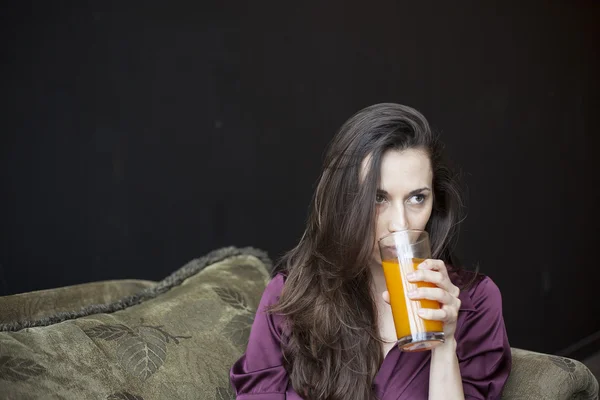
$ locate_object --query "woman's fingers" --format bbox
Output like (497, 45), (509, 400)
(408, 287), (460, 308)
(417, 259), (447, 273)
(417, 304), (459, 322)
(407, 266), (459, 297)
(382, 290), (391, 304)
(398, 259), (461, 336)
(408, 269), (444, 286)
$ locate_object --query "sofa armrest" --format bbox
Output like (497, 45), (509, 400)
(502, 348), (599, 399)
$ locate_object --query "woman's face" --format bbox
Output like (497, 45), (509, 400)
(368, 148), (434, 265)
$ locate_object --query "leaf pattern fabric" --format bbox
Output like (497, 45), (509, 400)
(0, 251), (271, 399)
(107, 392), (144, 400)
(0, 356), (46, 382)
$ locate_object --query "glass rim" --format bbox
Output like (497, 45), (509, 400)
(377, 229), (429, 243)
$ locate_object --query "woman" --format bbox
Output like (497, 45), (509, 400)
(230, 103), (511, 399)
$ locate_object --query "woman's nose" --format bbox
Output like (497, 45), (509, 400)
(387, 207), (408, 232)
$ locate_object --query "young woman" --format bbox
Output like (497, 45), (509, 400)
(230, 103), (511, 399)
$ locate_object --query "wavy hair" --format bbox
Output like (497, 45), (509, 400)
(271, 103), (465, 400)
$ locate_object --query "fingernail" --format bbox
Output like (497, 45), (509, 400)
(408, 290), (417, 298)
(418, 309), (427, 316)
(406, 272), (416, 280)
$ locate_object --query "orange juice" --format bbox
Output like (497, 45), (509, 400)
(381, 257), (443, 340)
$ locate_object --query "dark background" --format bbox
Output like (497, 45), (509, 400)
(1, 1), (598, 358)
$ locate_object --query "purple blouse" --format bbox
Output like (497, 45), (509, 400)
(230, 273), (511, 399)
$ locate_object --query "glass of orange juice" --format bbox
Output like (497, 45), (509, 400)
(378, 230), (445, 352)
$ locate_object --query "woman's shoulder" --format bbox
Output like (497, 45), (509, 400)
(260, 272), (287, 306)
(468, 275), (503, 308)
(454, 270), (504, 314)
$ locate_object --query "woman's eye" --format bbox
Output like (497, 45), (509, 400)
(408, 194), (426, 205)
(375, 194), (386, 204)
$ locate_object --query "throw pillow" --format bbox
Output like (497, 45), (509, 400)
(0, 279), (156, 324)
(0, 246), (271, 400)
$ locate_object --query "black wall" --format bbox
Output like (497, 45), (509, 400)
(2, 1), (598, 356)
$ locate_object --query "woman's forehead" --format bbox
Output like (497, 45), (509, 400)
(380, 149), (432, 192)
(360, 148), (432, 189)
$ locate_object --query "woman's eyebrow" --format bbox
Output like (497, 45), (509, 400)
(408, 187), (431, 196)
(376, 187), (431, 196)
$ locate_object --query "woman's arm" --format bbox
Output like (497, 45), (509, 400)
(405, 259), (465, 399)
(406, 265), (511, 399)
(429, 338), (464, 400)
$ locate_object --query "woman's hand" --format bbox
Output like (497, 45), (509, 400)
(382, 259), (461, 340)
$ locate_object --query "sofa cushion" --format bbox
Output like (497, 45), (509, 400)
(502, 348), (599, 399)
(0, 279), (156, 324)
(0, 246), (271, 400)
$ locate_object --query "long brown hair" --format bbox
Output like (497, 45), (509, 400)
(271, 103), (465, 400)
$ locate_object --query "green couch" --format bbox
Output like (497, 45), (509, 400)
(0, 247), (597, 399)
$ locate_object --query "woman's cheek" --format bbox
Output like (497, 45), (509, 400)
(372, 251), (382, 265)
